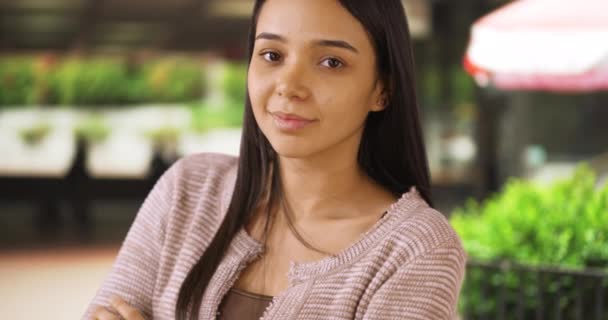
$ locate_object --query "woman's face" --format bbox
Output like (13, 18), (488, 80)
(248, 0), (386, 159)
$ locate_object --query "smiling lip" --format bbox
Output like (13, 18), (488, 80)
(271, 112), (317, 131)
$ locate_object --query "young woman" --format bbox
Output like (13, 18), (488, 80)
(87, 0), (466, 319)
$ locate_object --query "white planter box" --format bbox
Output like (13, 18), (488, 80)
(112, 104), (191, 133)
(85, 130), (154, 179)
(0, 108), (79, 177)
(178, 128), (242, 157)
(0, 105), (195, 178)
(83, 105), (187, 179)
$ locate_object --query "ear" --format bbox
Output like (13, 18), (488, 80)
(370, 79), (389, 112)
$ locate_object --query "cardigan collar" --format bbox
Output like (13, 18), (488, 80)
(220, 166), (426, 285)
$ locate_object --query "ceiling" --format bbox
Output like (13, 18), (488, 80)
(0, 0), (253, 53)
(0, 0), (490, 54)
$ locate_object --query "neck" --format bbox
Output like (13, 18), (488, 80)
(276, 151), (373, 223)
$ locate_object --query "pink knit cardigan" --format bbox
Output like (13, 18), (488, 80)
(83, 152), (466, 320)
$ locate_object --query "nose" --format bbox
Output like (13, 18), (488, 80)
(275, 60), (311, 101)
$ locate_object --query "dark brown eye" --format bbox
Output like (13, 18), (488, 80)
(322, 57), (344, 69)
(262, 52), (281, 62)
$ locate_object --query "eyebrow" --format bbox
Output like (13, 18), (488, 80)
(255, 32), (359, 54)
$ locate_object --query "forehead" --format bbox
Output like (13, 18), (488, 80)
(256, 0), (373, 52)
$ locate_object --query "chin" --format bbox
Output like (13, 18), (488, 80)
(267, 137), (321, 159)
(270, 144), (314, 159)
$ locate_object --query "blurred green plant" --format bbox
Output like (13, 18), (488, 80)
(74, 116), (111, 144)
(452, 66), (475, 106)
(19, 122), (52, 145)
(451, 164), (608, 269)
(141, 58), (204, 103)
(49, 58), (130, 107)
(189, 101), (244, 133)
(0, 56), (206, 106)
(451, 164), (608, 316)
(144, 126), (182, 148)
(0, 57), (38, 106)
(220, 63), (247, 103)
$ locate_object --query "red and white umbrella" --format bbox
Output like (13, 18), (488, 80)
(463, 0), (608, 92)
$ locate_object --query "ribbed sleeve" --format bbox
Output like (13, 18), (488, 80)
(81, 158), (181, 320)
(361, 238), (466, 320)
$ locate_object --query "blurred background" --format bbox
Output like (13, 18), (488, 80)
(0, 0), (606, 319)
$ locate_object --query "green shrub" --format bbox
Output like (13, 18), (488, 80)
(125, 71), (151, 104)
(0, 57), (37, 106)
(49, 58), (130, 107)
(221, 63), (247, 103)
(451, 164), (608, 269)
(189, 101), (244, 133)
(141, 58), (204, 103)
(451, 164), (608, 317)
(1, 56), (207, 106)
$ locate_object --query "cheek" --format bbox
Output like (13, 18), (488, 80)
(319, 84), (371, 125)
(247, 69), (268, 111)
(247, 69), (276, 136)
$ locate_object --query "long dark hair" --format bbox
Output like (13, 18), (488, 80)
(175, 1), (432, 318)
